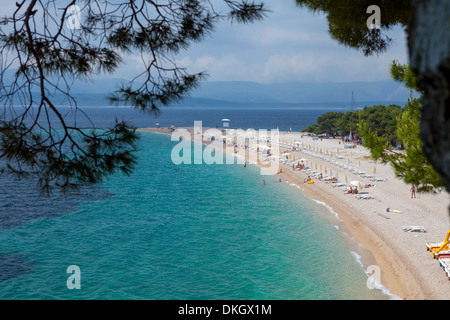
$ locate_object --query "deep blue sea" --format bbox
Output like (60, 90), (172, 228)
(0, 106), (391, 299)
(43, 106), (345, 131)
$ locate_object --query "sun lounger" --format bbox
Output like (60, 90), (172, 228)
(426, 242), (443, 251)
(432, 258), (450, 280)
(434, 250), (450, 259)
(402, 226), (427, 233)
(445, 267), (450, 280)
(355, 194), (374, 199)
(332, 183), (346, 187)
(438, 258), (450, 269)
(426, 242), (450, 251)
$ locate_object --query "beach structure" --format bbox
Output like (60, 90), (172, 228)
(426, 230), (450, 280)
(221, 118), (230, 128)
(429, 230), (450, 255)
(434, 250), (450, 259)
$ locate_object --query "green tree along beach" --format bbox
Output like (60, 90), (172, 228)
(302, 104), (402, 145)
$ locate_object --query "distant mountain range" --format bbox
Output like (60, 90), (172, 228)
(68, 79), (413, 108)
(190, 80), (412, 104)
(2, 69), (413, 108)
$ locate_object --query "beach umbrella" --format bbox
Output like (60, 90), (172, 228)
(350, 180), (360, 187)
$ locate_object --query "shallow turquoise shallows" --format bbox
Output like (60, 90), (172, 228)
(0, 132), (389, 299)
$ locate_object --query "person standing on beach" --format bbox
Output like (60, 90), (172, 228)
(410, 185), (416, 198)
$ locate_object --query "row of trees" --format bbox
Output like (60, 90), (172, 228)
(358, 62), (443, 193)
(358, 97), (442, 193)
(303, 60), (444, 193)
(302, 104), (403, 146)
(296, 1), (450, 199)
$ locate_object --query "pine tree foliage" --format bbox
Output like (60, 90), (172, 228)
(358, 98), (443, 193)
(295, 0), (450, 196)
(358, 62), (443, 193)
(295, 0), (411, 56)
(0, 0), (268, 193)
(302, 104), (403, 144)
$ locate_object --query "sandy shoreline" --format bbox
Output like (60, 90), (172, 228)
(138, 126), (450, 300)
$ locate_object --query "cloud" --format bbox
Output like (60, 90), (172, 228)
(176, 55), (255, 80)
(255, 26), (326, 46)
(111, 2), (409, 84)
(174, 37), (408, 84)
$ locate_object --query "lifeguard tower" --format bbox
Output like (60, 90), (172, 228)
(221, 118), (230, 128)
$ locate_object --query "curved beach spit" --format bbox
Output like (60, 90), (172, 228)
(139, 127), (450, 300)
(274, 135), (450, 300)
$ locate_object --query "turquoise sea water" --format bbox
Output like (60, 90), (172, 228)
(0, 132), (390, 299)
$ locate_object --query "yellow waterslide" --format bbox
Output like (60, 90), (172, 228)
(431, 230), (450, 255)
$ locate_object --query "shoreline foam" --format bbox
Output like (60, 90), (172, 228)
(138, 126), (450, 300)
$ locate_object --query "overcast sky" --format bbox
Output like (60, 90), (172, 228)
(1, 1), (409, 84)
(118, 1), (409, 84)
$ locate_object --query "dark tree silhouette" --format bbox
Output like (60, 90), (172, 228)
(0, 0), (268, 193)
(296, 0), (450, 195)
